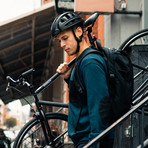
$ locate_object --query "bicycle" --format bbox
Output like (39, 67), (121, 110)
(111, 29), (148, 148)
(7, 68), (71, 148)
(119, 29), (148, 113)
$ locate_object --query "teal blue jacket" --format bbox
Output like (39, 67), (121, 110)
(67, 48), (114, 147)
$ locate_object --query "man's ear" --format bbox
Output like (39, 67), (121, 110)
(75, 27), (83, 39)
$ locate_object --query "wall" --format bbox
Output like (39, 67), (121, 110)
(104, 0), (143, 49)
(143, 0), (148, 28)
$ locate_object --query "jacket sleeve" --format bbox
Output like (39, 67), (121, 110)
(80, 57), (109, 143)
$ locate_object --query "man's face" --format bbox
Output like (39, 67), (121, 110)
(57, 29), (77, 56)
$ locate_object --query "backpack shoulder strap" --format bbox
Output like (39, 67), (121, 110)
(73, 48), (105, 95)
(77, 48), (103, 63)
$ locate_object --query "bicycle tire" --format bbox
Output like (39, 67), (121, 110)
(13, 112), (73, 148)
(119, 28), (148, 50)
(119, 28), (148, 114)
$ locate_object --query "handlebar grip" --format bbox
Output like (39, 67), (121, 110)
(20, 68), (35, 78)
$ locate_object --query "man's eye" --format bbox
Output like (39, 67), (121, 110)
(63, 37), (68, 40)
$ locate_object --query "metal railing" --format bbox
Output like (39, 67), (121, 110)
(84, 90), (148, 148)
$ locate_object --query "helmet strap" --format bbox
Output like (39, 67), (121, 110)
(71, 28), (83, 53)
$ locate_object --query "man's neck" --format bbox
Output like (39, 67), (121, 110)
(75, 41), (89, 58)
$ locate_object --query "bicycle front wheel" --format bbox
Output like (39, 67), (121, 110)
(119, 28), (148, 103)
(13, 113), (73, 148)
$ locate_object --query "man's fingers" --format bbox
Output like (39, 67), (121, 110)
(56, 63), (69, 74)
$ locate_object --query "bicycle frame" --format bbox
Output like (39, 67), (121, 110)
(26, 59), (74, 146)
(20, 78), (56, 146)
(27, 76), (69, 146)
(7, 71), (69, 147)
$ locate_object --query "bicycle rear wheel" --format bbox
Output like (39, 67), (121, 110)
(119, 28), (148, 105)
(13, 113), (73, 148)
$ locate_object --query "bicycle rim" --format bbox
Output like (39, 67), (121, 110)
(119, 29), (148, 113)
(13, 113), (73, 148)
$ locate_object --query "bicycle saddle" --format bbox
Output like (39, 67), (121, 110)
(84, 13), (99, 27)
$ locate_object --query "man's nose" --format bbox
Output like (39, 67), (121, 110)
(60, 41), (65, 48)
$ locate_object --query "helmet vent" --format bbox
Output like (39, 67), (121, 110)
(72, 13), (75, 17)
(66, 14), (70, 19)
(60, 19), (64, 23)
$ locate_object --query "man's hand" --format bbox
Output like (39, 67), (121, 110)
(56, 62), (73, 79)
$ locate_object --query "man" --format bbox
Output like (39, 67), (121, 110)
(51, 12), (114, 148)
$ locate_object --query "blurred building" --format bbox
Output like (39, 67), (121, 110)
(0, 100), (7, 128)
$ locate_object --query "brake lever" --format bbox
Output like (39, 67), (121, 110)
(6, 76), (19, 91)
(6, 76), (19, 84)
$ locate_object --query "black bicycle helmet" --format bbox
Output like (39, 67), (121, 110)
(51, 11), (84, 37)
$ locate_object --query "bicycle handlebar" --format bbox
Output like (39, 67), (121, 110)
(6, 69), (36, 87)
(7, 68), (35, 84)
(6, 57), (76, 94)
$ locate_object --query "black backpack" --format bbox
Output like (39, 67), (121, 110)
(73, 46), (133, 126)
